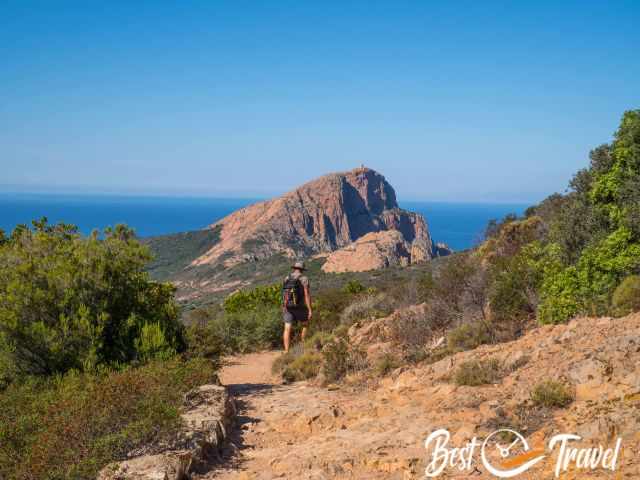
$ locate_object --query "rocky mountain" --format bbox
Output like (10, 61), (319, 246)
(145, 167), (449, 306)
(191, 167), (436, 268)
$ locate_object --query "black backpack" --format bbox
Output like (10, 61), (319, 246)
(282, 275), (304, 309)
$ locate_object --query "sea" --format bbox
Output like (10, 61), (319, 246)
(0, 193), (528, 252)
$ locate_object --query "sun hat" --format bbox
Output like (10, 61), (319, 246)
(292, 261), (306, 271)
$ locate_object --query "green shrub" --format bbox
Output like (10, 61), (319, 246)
(307, 288), (352, 333)
(223, 283), (281, 314)
(0, 357), (215, 480)
(281, 353), (323, 383)
(539, 227), (640, 324)
(191, 305), (282, 354)
(304, 331), (334, 352)
(343, 279), (366, 295)
(403, 347), (430, 364)
(184, 323), (225, 367)
(224, 306), (282, 352)
(488, 243), (545, 336)
(271, 351), (296, 375)
(447, 323), (491, 353)
(611, 275), (640, 317)
(374, 353), (401, 377)
(453, 358), (503, 386)
(0, 220), (186, 377)
(530, 380), (573, 408)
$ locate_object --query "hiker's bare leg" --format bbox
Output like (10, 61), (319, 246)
(283, 322), (292, 353)
(301, 325), (308, 345)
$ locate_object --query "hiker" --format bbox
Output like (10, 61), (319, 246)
(282, 261), (312, 353)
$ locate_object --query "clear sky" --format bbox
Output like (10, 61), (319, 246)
(1, 1), (638, 202)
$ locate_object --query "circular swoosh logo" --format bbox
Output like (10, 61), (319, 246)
(481, 429), (546, 478)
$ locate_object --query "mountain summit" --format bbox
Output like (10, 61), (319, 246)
(145, 167), (449, 305)
(191, 167), (437, 269)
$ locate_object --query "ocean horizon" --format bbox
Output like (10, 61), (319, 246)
(1, 192), (528, 251)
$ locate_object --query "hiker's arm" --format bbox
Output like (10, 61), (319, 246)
(304, 284), (312, 319)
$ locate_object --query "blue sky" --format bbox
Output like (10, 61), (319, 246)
(1, 1), (638, 202)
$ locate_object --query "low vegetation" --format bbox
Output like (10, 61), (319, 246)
(321, 337), (368, 383)
(530, 380), (574, 408)
(282, 352), (323, 383)
(611, 275), (640, 317)
(142, 226), (221, 280)
(0, 220), (222, 479)
(0, 357), (215, 480)
(453, 358), (504, 386)
(374, 353), (401, 377)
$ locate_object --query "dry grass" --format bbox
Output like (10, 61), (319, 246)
(530, 380), (573, 408)
(453, 358), (504, 386)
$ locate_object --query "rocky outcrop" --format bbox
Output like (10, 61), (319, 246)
(432, 241), (453, 257)
(191, 167), (434, 268)
(98, 384), (235, 480)
(322, 230), (427, 273)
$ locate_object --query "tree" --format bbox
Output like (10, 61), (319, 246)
(537, 110), (640, 323)
(0, 218), (186, 377)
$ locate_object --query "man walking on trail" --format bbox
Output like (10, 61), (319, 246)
(282, 261), (312, 353)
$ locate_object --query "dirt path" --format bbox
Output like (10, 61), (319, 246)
(203, 351), (427, 480)
(217, 351), (282, 387)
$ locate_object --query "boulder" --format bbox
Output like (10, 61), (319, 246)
(321, 230), (423, 273)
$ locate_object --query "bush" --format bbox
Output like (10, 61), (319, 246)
(304, 331), (334, 352)
(539, 227), (640, 324)
(389, 307), (433, 351)
(374, 353), (401, 377)
(343, 279), (366, 295)
(332, 324), (349, 339)
(339, 293), (393, 327)
(487, 243), (546, 339)
(453, 358), (503, 386)
(447, 323), (491, 353)
(271, 350), (297, 375)
(0, 357), (216, 480)
(322, 338), (367, 383)
(223, 283), (281, 314)
(611, 275), (640, 317)
(281, 353), (323, 383)
(184, 323), (225, 367)
(0, 220), (186, 378)
(306, 288), (351, 333)
(207, 305), (282, 353)
(530, 380), (573, 408)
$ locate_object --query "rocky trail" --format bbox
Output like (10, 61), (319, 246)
(202, 315), (640, 479)
(207, 351), (434, 480)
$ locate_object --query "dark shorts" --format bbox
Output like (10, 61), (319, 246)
(283, 308), (309, 325)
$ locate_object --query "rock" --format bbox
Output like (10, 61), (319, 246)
(192, 167), (434, 268)
(322, 230), (423, 273)
(98, 384), (234, 480)
(97, 452), (192, 480)
(432, 241), (453, 257)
